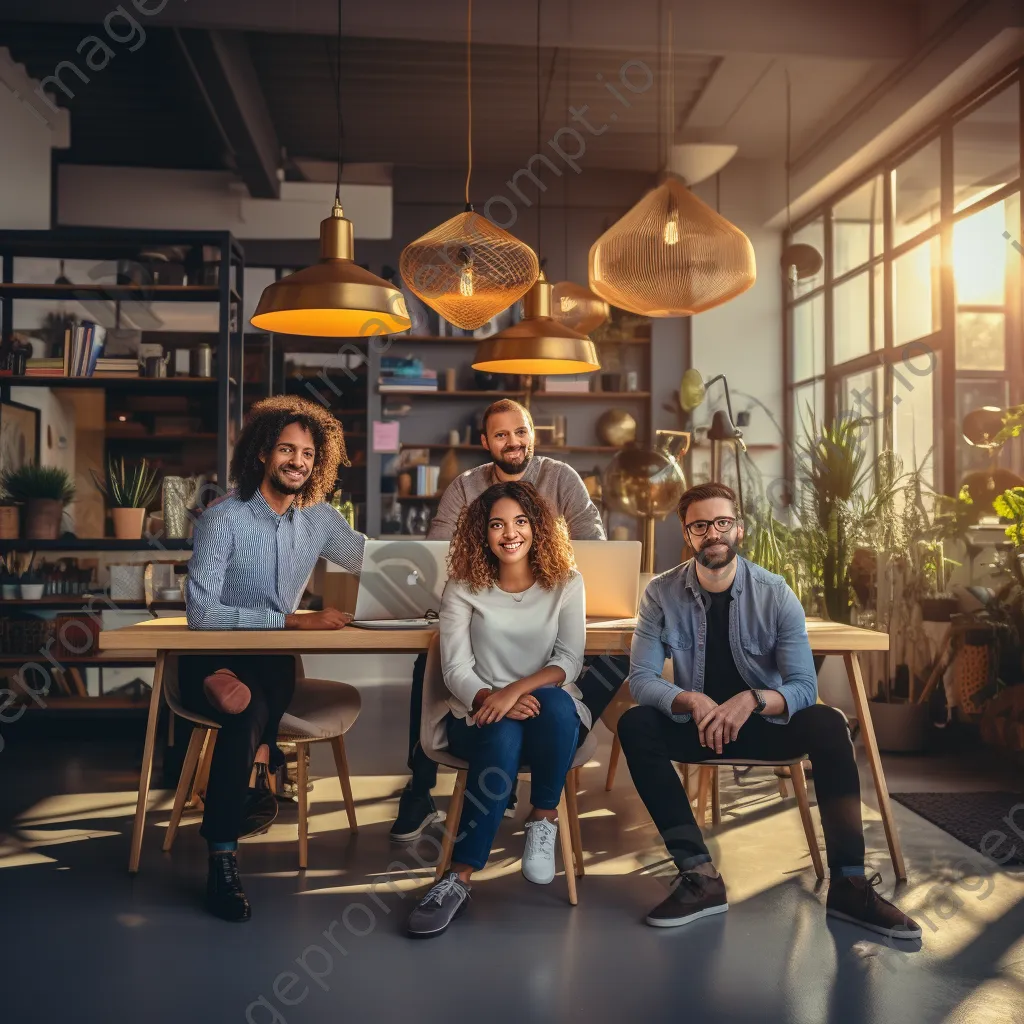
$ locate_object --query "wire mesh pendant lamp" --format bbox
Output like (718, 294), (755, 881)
(399, 0), (538, 331)
(251, 2), (410, 337)
(472, 0), (599, 376)
(587, 13), (755, 317)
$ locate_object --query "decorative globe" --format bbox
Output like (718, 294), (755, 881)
(596, 408), (637, 448)
(602, 444), (687, 520)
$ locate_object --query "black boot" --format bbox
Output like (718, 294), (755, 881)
(206, 851), (251, 922)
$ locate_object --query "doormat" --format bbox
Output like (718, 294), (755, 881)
(891, 792), (1024, 865)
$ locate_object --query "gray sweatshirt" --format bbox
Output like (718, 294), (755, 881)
(427, 455), (606, 541)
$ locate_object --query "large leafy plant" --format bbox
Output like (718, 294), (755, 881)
(0, 464), (75, 505)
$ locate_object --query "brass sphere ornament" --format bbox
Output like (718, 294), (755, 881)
(596, 408), (637, 448)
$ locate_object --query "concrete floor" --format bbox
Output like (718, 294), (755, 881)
(1, 685), (1023, 1024)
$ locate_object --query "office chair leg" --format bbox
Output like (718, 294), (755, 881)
(564, 770), (584, 877)
(436, 770), (468, 881)
(791, 761), (824, 879)
(297, 741), (309, 869)
(330, 734), (359, 834)
(711, 766), (722, 826)
(605, 734), (621, 791)
(557, 789), (578, 905)
(163, 726), (206, 852)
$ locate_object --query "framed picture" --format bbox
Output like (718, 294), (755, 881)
(0, 399), (41, 475)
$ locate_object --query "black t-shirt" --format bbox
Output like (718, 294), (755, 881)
(701, 584), (749, 705)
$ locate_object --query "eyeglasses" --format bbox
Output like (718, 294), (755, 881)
(685, 516), (737, 537)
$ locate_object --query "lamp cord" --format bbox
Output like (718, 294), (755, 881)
(465, 0), (473, 207)
(536, 0), (542, 255)
(563, 1), (571, 274)
(328, 0), (344, 204)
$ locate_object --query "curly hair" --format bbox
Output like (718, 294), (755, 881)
(447, 481), (576, 592)
(230, 395), (349, 505)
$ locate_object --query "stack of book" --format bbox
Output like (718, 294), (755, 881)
(94, 357), (138, 377)
(415, 465), (440, 495)
(379, 356), (438, 392)
(62, 321), (107, 377)
(25, 358), (65, 377)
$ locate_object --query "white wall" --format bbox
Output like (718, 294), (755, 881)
(0, 72), (56, 229)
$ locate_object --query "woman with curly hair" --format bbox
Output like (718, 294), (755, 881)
(182, 395), (364, 923)
(406, 481), (587, 938)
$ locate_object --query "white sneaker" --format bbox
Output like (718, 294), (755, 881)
(522, 818), (558, 885)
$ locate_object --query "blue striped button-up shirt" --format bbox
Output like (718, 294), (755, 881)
(185, 490), (365, 630)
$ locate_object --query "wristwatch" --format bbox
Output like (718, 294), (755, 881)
(750, 689), (767, 715)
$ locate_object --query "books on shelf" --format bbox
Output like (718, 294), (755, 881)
(379, 356), (437, 391)
(378, 379), (438, 392)
(415, 465), (440, 495)
(94, 358), (138, 376)
(62, 321), (108, 377)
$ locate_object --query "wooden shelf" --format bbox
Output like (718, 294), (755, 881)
(105, 430), (218, 442)
(2, 376), (224, 390)
(0, 539), (192, 552)
(0, 283), (239, 303)
(392, 334), (652, 345)
(379, 390), (526, 399)
(0, 652), (155, 666)
(393, 494), (441, 502)
(690, 442), (781, 451)
(0, 596), (149, 609)
(399, 443), (622, 454)
(532, 391), (650, 400)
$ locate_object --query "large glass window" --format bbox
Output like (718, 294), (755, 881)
(833, 270), (873, 363)
(892, 138), (941, 246)
(791, 294), (824, 381)
(833, 175), (884, 276)
(893, 348), (936, 486)
(953, 86), (1020, 212)
(893, 236), (941, 345)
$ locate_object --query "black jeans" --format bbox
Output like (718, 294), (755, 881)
(618, 702), (865, 873)
(178, 654), (296, 843)
(406, 653), (630, 797)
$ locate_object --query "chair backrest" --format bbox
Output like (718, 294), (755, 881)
(419, 632), (452, 762)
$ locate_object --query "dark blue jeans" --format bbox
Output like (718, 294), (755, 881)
(445, 687), (583, 871)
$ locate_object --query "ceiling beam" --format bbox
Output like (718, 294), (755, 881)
(2, 0), (920, 61)
(171, 29), (280, 199)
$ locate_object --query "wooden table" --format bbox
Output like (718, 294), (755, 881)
(100, 616), (904, 880)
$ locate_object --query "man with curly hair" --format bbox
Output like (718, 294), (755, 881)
(390, 398), (631, 843)
(183, 396), (364, 922)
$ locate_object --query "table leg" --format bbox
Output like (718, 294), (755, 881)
(129, 651), (165, 874)
(843, 652), (907, 881)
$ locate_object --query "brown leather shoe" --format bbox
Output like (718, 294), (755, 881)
(645, 870), (729, 928)
(827, 872), (922, 939)
(203, 668), (251, 714)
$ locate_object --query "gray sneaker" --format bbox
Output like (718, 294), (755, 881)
(407, 871), (472, 938)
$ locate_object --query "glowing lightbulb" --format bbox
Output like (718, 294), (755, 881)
(559, 295), (578, 313)
(458, 264), (474, 297)
(663, 208), (680, 246)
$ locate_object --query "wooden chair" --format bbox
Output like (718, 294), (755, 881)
(420, 633), (593, 905)
(155, 654), (361, 870)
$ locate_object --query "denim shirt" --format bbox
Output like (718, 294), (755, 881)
(629, 556), (817, 725)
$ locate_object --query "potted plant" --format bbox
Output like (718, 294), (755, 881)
(19, 568), (44, 600)
(92, 456), (161, 539)
(0, 464), (75, 540)
(0, 567), (18, 599)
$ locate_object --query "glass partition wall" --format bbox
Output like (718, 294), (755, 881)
(784, 65), (1022, 501)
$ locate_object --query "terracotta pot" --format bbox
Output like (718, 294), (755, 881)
(23, 498), (63, 540)
(111, 507), (146, 539)
(0, 505), (17, 539)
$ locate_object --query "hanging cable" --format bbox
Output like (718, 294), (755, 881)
(536, 0), (543, 256)
(464, 0), (473, 207)
(327, 0), (345, 203)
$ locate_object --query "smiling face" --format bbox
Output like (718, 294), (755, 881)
(486, 496), (534, 567)
(482, 409), (535, 477)
(261, 421), (316, 497)
(683, 496), (744, 570)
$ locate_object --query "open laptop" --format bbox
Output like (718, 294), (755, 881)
(349, 540), (449, 629)
(572, 540), (642, 622)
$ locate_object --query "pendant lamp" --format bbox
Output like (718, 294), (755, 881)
(250, 2), (410, 338)
(399, 0), (538, 331)
(472, 271), (599, 375)
(551, 279), (610, 334)
(588, 11), (755, 317)
(589, 174), (755, 316)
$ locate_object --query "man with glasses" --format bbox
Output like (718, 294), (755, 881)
(618, 482), (921, 939)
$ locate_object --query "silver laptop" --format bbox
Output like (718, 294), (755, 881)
(572, 540), (642, 621)
(350, 540), (449, 629)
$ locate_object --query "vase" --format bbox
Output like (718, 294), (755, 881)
(23, 498), (63, 540)
(111, 507), (146, 539)
(0, 505), (17, 539)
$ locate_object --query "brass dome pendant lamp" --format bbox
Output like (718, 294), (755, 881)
(587, 12), (755, 317)
(473, 0), (599, 376)
(400, 0), (538, 331)
(251, 2), (410, 338)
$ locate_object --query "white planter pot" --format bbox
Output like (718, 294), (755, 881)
(19, 583), (45, 600)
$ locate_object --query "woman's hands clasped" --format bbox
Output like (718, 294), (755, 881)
(470, 686), (541, 725)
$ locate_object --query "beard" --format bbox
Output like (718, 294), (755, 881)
(490, 444), (534, 476)
(268, 465), (309, 496)
(696, 536), (739, 569)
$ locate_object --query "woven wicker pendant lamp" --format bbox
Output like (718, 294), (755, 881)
(399, 0), (538, 330)
(587, 11), (755, 317)
(251, 1), (410, 337)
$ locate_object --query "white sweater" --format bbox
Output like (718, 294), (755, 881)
(439, 571), (590, 729)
